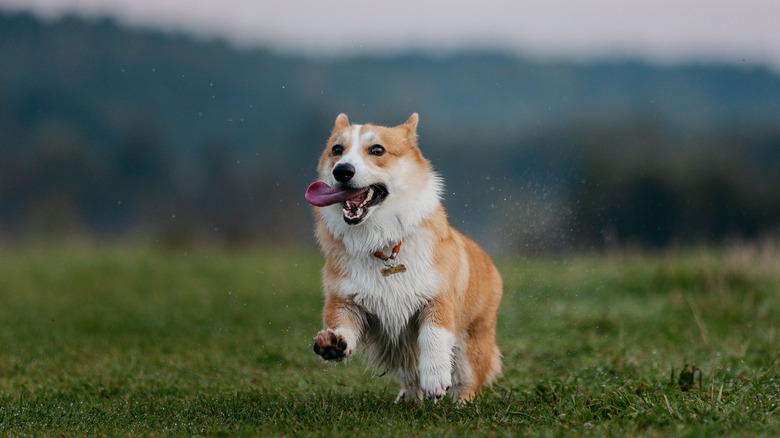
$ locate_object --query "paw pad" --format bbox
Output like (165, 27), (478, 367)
(313, 330), (348, 361)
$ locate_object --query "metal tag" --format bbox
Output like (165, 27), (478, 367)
(381, 264), (407, 276)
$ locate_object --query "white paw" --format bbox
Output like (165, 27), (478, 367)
(420, 368), (451, 402)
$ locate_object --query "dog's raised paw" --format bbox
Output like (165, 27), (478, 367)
(313, 329), (348, 361)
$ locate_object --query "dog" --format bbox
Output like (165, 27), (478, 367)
(305, 113), (502, 402)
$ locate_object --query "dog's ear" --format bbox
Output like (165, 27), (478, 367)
(404, 113), (418, 131)
(333, 113), (350, 133)
(403, 113), (419, 145)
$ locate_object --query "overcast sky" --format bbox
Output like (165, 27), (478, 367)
(2, 0), (779, 70)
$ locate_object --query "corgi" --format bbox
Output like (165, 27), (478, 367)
(305, 113), (502, 403)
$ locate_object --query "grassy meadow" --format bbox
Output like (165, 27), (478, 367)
(0, 243), (778, 436)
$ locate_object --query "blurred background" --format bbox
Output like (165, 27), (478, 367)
(1, 0), (779, 253)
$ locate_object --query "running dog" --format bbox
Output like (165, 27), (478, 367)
(305, 113), (502, 402)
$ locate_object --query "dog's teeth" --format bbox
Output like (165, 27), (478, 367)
(360, 187), (374, 208)
(342, 206), (363, 220)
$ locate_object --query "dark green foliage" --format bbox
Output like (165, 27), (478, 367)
(2, 12), (780, 249)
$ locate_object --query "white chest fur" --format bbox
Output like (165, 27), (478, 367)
(335, 229), (440, 341)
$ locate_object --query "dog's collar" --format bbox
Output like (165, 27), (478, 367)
(373, 240), (402, 263)
(373, 241), (406, 276)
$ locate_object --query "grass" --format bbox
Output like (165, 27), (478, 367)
(0, 242), (778, 436)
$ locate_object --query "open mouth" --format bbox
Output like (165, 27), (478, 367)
(305, 181), (389, 225)
(341, 184), (388, 224)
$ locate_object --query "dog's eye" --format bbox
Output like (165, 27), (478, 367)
(369, 145), (385, 156)
(331, 145), (344, 156)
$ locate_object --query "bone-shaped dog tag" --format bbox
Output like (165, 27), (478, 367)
(381, 264), (407, 276)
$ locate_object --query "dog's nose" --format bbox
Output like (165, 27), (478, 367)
(333, 163), (355, 183)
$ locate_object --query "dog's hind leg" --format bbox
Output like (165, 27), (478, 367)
(394, 385), (423, 403)
(455, 319), (502, 402)
(393, 369), (423, 402)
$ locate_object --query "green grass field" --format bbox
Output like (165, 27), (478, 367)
(0, 243), (778, 436)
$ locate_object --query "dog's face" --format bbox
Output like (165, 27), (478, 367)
(307, 113), (438, 227)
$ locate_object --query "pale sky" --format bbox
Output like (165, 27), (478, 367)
(2, 0), (779, 70)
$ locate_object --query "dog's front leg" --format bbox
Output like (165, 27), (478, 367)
(313, 293), (362, 362)
(418, 304), (456, 402)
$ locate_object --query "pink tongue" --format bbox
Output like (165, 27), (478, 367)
(305, 181), (367, 207)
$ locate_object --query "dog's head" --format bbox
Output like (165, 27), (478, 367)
(306, 113), (441, 229)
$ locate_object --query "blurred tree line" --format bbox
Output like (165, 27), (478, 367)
(1, 12), (779, 252)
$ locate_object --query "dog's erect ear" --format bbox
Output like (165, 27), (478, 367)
(404, 113), (418, 131)
(333, 113), (350, 132)
(403, 113), (419, 145)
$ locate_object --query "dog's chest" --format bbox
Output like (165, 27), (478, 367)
(338, 239), (439, 339)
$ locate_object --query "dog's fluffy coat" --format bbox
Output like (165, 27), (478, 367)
(309, 114), (502, 402)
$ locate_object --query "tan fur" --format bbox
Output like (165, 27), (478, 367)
(417, 207), (503, 400)
(311, 114), (502, 402)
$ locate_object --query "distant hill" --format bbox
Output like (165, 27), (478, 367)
(1, 12), (779, 251)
